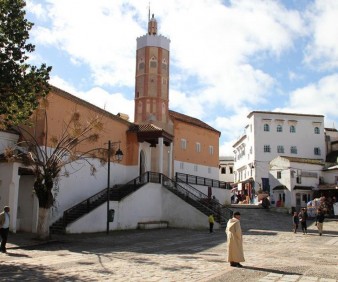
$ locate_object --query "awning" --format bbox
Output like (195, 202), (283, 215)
(317, 184), (338, 190)
(272, 185), (287, 191)
(293, 186), (313, 191)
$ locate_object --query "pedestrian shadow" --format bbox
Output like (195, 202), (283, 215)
(0, 263), (80, 281)
(306, 228), (338, 237)
(5, 251), (30, 258)
(240, 266), (301, 276)
(244, 230), (278, 236)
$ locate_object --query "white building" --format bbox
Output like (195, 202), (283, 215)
(219, 156), (234, 183)
(269, 156), (323, 210)
(269, 156), (338, 215)
(233, 111), (326, 200)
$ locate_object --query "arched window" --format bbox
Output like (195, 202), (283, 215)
(150, 56), (157, 68)
(277, 125), (283, 132)
(263, 124), (270, 132)
(162, 58), (167, 71)
(314, 127), (320, 134)
(138, 58), (145, 70)
(290, 125), (296, 133)
(221, 167), (226, 174)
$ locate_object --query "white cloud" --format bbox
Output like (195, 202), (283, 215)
(276, 74), (338, 122)
(30, 0), (144, 87)
(304, 0), (338, 69)
(25, 0), (338, 156)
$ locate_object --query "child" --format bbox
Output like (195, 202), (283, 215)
(292, 211), (299, 233)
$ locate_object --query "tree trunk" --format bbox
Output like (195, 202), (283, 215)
(36, 207), (50, 240)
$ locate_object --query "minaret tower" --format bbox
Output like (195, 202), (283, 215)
(134, 13), (171, 131)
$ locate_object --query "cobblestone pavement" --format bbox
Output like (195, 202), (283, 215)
(0, 208), (337, 281)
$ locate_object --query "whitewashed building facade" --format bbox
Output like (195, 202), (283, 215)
(233, 111), (326, 200)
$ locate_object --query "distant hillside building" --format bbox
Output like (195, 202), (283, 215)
(219, 156), (234, 183)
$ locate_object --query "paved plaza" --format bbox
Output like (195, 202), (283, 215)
(1, 208), (337, 281)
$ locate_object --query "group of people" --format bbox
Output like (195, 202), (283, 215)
(223, 205), (328, 269)
(292, 207), (325, 236)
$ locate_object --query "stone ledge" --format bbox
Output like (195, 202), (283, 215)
(137, 221), (169, 230)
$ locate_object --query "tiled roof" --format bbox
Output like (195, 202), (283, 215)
(50, 85), (132, 126)
(169, 110), (221, 135)
(129, 123), (165, 132)
(279, 156), (325, 165)
(137, 124), (163, 132)
(324, 127), (338, 132)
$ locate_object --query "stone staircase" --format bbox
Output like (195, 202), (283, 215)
(50, 172), (233, 234)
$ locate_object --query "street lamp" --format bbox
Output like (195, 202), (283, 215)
(107, 140), (123, 234)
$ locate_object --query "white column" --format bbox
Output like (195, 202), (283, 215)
(168, 142), (173, 178)
(158, 137), (163, 174)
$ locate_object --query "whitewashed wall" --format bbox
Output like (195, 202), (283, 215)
(174, 160), (219, 180)
(51, 158), (138, 224)
(192, 184), (231, 205)
(322, 168), (338, 184)
(67, 183), (217, 233)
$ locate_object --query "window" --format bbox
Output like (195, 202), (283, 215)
(264, 124), (270, 132)
(229, 167), (233, 174)
(208, 146), (214, 155)
(314, 147), (321, 155)
(277, 145), (284, 153)
(296, 176), (301, 184)
(181, 139), (187, 150)
(290, 146), (297, 154)
(277, 171), (282, 179)
(277, 125), (283, 132)
(162, 58), (167, 71)
(264, 145), (271, 153)
(150, 56), (157, 68)
(290, 125), (296, 133)
(139, 62), (145, 70)
(195, 142), (201, 153)
(314, 127), (320, 134)
(221, 167), (226, 174)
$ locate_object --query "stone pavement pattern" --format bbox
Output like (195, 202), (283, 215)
(0, 208), (337, 281)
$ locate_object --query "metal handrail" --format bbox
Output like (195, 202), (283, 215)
(61, 171), (232, 227)
(63, 188), (108, 223)
(175, 172), (231, 189)
(162, 174), (233, 223)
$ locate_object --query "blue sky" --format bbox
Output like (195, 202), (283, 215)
(25, 0), (338, 155)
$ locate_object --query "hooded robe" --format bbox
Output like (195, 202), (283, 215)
(226, 217), (245, 263)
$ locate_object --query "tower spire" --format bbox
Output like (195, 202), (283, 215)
(148, 2), (150, 22)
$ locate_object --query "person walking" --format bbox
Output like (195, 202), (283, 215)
(208, 214), (215, 233)
(299, 208), (308, 234)
(0, 206), (10, 254)
(292, 211), (299, 233)
(315, 209), (325, 236)
(226, 211), (245, 267)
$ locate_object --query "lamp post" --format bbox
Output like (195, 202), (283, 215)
(107, 140), (123, 234)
